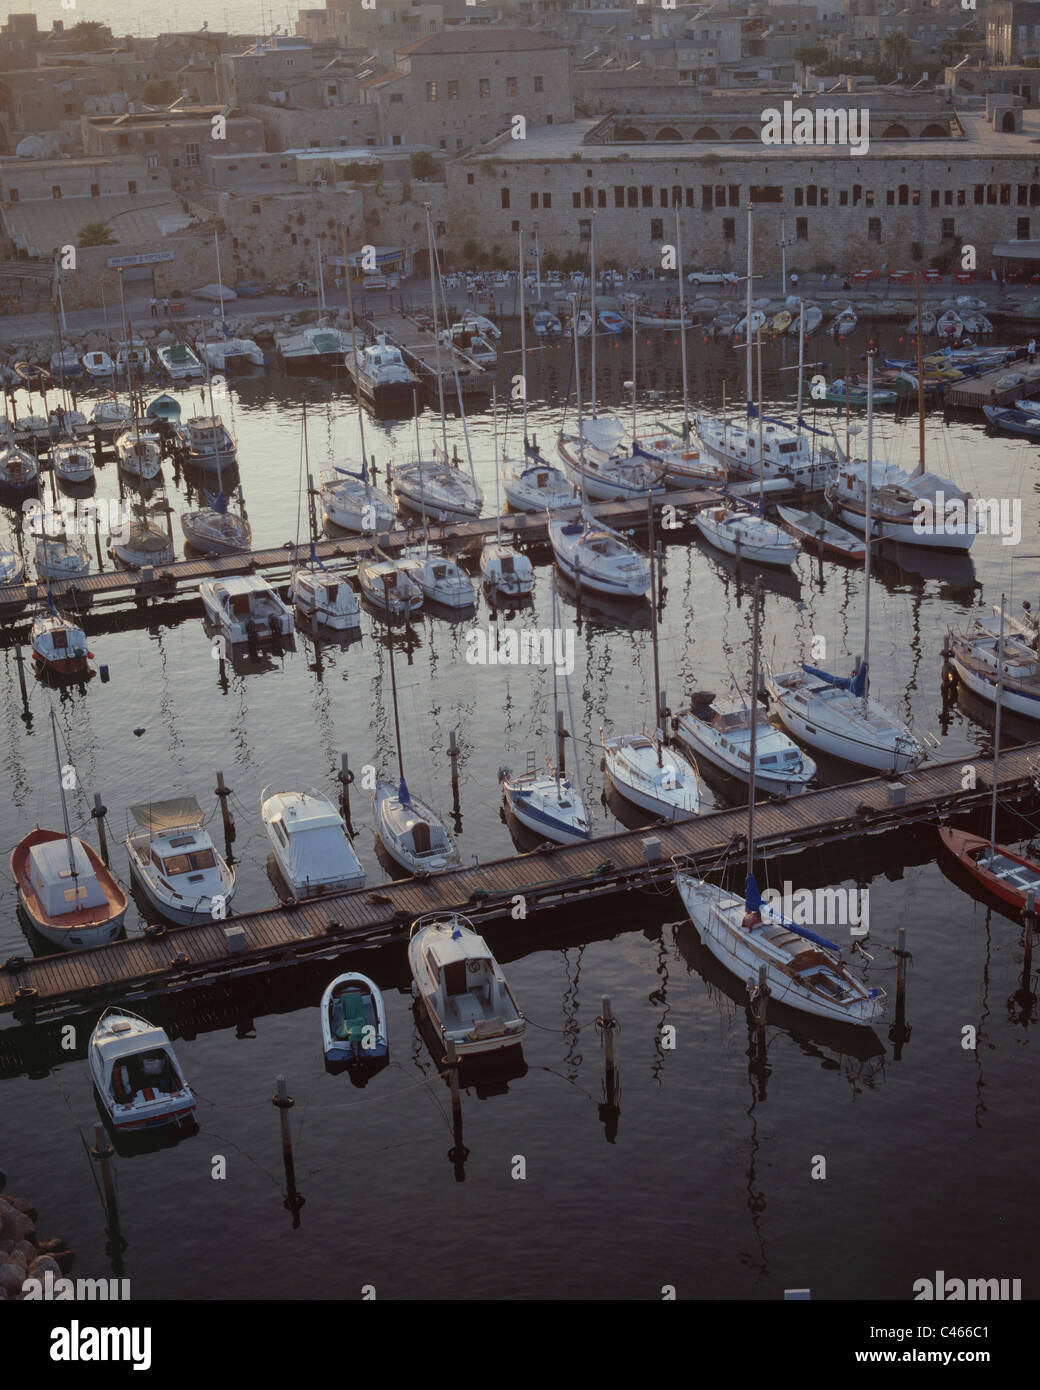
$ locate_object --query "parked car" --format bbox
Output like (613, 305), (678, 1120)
(233, 281), (268, 298)
(687, 269), (739, 286)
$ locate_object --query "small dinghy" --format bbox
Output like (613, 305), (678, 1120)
(598, 309), (626, 335)
(771, 308), (792, 333)
(261, 787), (365, 897)
(983, 405), (1040, 440)
(145, 393), (182, 425)
(408, 913), (525, 1055)
(50, 347), (82, 381)
(373, 778), (460, 877)
(89, 1009), (196, 1133)
(321, 973), (389, 1071)
(81, 350), (115, 379)
(936, 309), (963, 340)
(938, 828), (1040, 913)
(908, 310), (936, 335)
(776, 505), (866, 563)
(126, 796), (235, 926)
(532, 309), (562, 337)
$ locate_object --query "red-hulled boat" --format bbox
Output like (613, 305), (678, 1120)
(938, 827), (1040, 913)
(31, 610), (91, 678)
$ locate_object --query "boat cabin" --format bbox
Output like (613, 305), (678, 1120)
(27, 838), (108, 918)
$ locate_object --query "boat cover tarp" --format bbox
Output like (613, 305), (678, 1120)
(129, 796), (205, 832)
(800, 660), (868, 696)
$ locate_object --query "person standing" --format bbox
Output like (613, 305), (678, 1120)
(149, 296), (158, 318)
(163, 296), (170, 316)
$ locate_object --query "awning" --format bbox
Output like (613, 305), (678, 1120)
(993, 240), (1040, 260)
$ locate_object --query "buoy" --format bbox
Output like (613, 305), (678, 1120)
(133, 727), (145, 736)
(99, 664), (109, 683)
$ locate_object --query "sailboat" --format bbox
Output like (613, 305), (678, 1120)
(31, 596), (91, 679)
(391, 210), (483, 523)
(602, 502), (702, 820)
(500, 576), (590, 844)
(696, 207), (830, 487)
(675, 581), (885, 1026)
(694, 324), (800, 570)
(502, 228), (575, 514)
(399, 402), (475, 609)
(673, 593), (815, 797)
(548, 300), (652, 602)
(825, 273), (977, 552)
(357, 546), (423, 618)
(945, 601), (1040, 723)
(181, 323), (251, 556)
(940, 595), (1040, 912)
(11, 708), (128, 949)
(766, 353), (926, 774)
(33, 515), (91, 583)
(372, 617), (460, 877)
(481, 388), (534, 597)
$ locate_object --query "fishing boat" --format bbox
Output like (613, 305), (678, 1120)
(183, 414), (236, 469)
(346, 338), (418, 408)
(89, 1009), (196, 1132)
(157, 342), (205, 380)
(50, 439), (94, 485)
(532, 309), (562, 337)
(357, 551), (423, 617)
(776, 505), (866, 562)
(12, 711), (126, 948)
(90, 396), (133, 441)
(940, 597), (1040, 907)
(292, 550), (360, 630)
(321, 462), (396, 533)
(114, 428), (163, 483)
(145, 393), (181, 425)
(787, 304), (822, 337)
(0, 545), (25, 587)
(261, 787), (365, 897)
(983, 405), (1040, 440)
(34, 527), (90, 583)
(31, 605), (91, 678)
(408, 914), (525, 1055)
(907, 310), (936, 335)
(694, 502), (800, 568)
(125, 796), (235, 926)
(81, 350), (114, 379)
(674, 695), (815, 796)
(0, 443), (39, 495)
(200, 575), (294, 645)
(936, 308), (963, 340)
(321, 974), (388, 1068)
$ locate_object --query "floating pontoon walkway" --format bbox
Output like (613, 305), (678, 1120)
(945, 364), (1040, 410)
(2, 743), (1037, 1022)
(364, 310), (493, 400)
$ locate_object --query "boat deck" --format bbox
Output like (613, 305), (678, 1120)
(2, 742), (1037, 1023)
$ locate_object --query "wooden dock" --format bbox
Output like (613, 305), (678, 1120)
(945, 364), (1038, 410)
(365, 310), (493, 401)
(0, 487), (723, 623)
(2, 742), (1037, 1024)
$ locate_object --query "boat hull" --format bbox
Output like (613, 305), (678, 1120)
(12, 828), (127, 949)
(938, 828), (1040, 912)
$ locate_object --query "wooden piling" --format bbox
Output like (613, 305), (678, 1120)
(755, 964), (769, 1046)
(448, 729), (460, 796)
(91, 792), (109, 865)
(13, 641), (29, 717)
(91, 1123), (117, 1216)
(215, 771), (236, 856)
(895, 926), (907, 1014)
(338, 752), (353, 831)
(272, 1074), (305, 1225)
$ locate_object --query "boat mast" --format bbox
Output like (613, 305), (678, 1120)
(648, 494), (663, 766)
(342, 228), (370, 485)
(50, 708), (78, 883)
(492, 385), (502, 549)
(990, 594), (1006, 857)
(744, 202), (754, 437)
(863, 349), (875, 706)
(386, 613), (405, 782)
(747, 574), (761, 880)
(589, 216), (597, 419)
(795, 295), (805, 440)
(316, 235), (326, 318)
(675, 200), (690, 442)
(572, 293), (587, 522)
(518, 228), (528, 448)
(914, 271), (926, 476)
(631, 296), (637, 444)
(756, 325), (764, 513)
(214, 228), (224, 326)
(425, 204), (448, 458)
(551, 571), (562, 794)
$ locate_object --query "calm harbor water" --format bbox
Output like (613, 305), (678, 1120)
(1, 323), (1039, 1300)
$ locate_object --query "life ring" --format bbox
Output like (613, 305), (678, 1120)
(14, 985), (37, 1000)
(467, 959), (481, 974)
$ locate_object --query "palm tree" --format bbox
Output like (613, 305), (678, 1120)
(77, 222), (117, 248)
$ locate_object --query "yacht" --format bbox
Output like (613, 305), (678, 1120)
(89, 1010), (196, 1133)
(200, 575), (294, 645)
(673, 695), (815, 796)
(347, 338), (419, 408)
(115, 429), (163, 483)
(321, 463), (396, 534)
(183, 415), (236, 470)
(825, 462), (977, 552)
(158, 342), (205, 380)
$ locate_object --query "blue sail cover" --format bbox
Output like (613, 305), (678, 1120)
(634, 441), (663, 462)
(796, 415), (830, 437)
(800, 659), (868, 696)
(205, 490), (229, 513)
(745, 873), (840, 952)
(524, 441), (544, 460)
(335, 461), (369, 482)
(398, 775), (410, 806)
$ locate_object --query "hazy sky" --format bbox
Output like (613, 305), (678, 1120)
(2, 0), (297, 38)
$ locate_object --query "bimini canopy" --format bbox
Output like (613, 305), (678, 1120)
(129, 797), (205, 834)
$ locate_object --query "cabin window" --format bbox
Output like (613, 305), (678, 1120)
(63, 885), (88, 903)
(162, 853), (193, 875)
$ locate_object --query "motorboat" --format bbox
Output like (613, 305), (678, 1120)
(195, 335), (265, 372)
(831, 308), (857, 340)
(765, 661), (924, 773)
(675, 871), (885, 1025)
(183, 415), (236, 469)
(125, 796), (235, 926)
(276, 322), (354, 370)
(157, 342), (205, 380)
(291, 557), (361, 630)
(908, 310), (936, 335)
(357, 552), (423, 617)
(115, 429), (163, 483)
(787, 304), (822, 337)
(602, 729), (701, 820)
(694, 502), (800, 568)
(262, 787), (365, 897)
(321, 973), (389, 1068)
(115, 344), (152, 377)
(321, 462), (396, 534)
(31, 609), (90, 677)
(936, 309), (963, 340)
(548, 518), (651, 600)
(479, 539), (534, 598)
(694, 413), (833, 487)
(776, 505), (866, 563)
(408, 913), (525, 1055)
(598, 309), (626, 334)
(532, 310), (562, 337)
(499, 761), (590, 844)
(673, 694), (815, 796)
(373, 778), (460, 876)
(81, 350), (115, 379)
(346, 338), (419, 408)
(400, 550), (475, 609)
(0, 545), (25, 588)
(200, 575), (294, 645)
(945, 615), (1039, 722)
(939, 828), (1040, 914)
(89, 1010), (196, 1133)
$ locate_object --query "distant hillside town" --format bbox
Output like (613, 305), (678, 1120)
(0, 0), (1037, 307)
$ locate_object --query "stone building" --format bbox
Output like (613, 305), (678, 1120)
(987, 0), (1040, 62)
(81, 107), (266, 189)
(358, 28), (572, 151)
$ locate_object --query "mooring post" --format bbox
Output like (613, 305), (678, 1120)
(444, 1037), (468, 1180)
(91, 792), (109, 865)
(215, 771), (236, 860)
(93, 507), (104, 571)
(272, 1074), (305, 1226)
(598, 995), (620, 1142)
(448, 729), (460, 797)
(306, 470), (319, 543)
(556, 707), (566, 775)
(895, 926), (907, 1015)
(755, 964), (769, 1051)
(13, 641), (29, 718)
(92, 1123), (116, 1213)
(338, 752), (354, 833)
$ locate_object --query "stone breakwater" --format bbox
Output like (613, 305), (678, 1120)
(0, 1190), (75, 1300)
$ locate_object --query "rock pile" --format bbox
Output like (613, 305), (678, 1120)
(0, 1191), (74, 1299)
